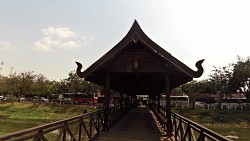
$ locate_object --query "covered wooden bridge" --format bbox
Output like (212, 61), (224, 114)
(0, 21), (230, 141)
(76, 20), (204, 136)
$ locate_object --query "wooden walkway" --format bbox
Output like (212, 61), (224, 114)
(95, 107), (174, 141)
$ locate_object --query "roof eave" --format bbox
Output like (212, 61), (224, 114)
(76, 20), (204, 80)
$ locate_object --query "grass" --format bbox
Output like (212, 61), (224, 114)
(172, 108), (250, 126)
(212, 128), (250, 141)
(173, 108), (250, 141)
(0, 102), (101, 135)
(0, 102), (100, 120)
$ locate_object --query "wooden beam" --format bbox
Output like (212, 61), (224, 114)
(157, 93), (160, 112)
(104, 73), (110, 131)
(165, 73), (173, 136)
(153, 94), (156, 108)
(108, 66), (167, 73)
(130, 96), (133, 109)
(120, 93), (123, 110)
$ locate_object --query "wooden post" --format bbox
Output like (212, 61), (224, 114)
(157, 93), (160, 112)
(104, 73), (110, 131)
(130, 96), (133, 109)
(153, 94), (155, 108)
(120, 93), (123, 110)
(126, 94), (129, 107)
(165, 73), (173, 136)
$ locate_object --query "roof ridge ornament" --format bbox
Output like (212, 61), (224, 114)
(192, 59), (205, 78)
(132, 32), (140, 43)
(75, 61), (84, 78)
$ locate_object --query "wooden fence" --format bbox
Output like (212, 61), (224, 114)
(0, 105), (129, 141)
(154, 106), (231, 141)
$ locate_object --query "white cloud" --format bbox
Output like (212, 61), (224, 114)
(42, 27), (76, 39)
(32, 37), (59, 52)
(0, 41), (12, 50)
(60, 41), (79, 50)
(32, 27), (93, 53)
(80, 36), (94, 46)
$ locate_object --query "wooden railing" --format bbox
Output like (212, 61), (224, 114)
(154, 106), (231, 141)
(0, 105), (129, 141)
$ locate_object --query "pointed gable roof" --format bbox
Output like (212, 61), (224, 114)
(76, 20), (204, 93)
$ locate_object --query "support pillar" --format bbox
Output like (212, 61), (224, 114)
(157, 93), (160, 112)
(165, 73), (173, 136)
(153, 94), (156, 108)
(104, 73), (110, 131)
(120, 93), (123, 110)
(130, 96), (133, 109)
(125, 94), (129, 107)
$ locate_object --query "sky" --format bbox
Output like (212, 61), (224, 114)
(0, 0), (250, 81)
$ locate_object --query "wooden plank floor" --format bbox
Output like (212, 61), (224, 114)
(95, 107), (174, 141)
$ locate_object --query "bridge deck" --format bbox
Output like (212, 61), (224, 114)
(96, 107), (173, 141)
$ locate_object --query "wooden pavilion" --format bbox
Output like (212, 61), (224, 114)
(76, 20), (204, 135)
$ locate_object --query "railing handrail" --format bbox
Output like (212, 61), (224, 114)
(0, 110), (103, 140)
(171, 112), (230, 141)
(154, 105), (231, 141)
(0, 104), (129, 141)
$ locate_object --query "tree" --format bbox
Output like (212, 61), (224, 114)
(0, 76), (8, 98)
(31, 74), (51, 97)
(16, 72), (36, 97)
(6, 73), (20, 97)
(180, 81), (203, 108)
(48, 80), (60, 94)
(1, 69), (105, 100)
(208, 64), (233, 109)
(66, 71), (85, 94)
(228, 56), (250, 108)
(65, 70), (101, 95)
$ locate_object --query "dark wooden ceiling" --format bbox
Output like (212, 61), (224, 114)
(79, 41), (192, 96)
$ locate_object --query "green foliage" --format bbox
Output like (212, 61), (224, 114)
(175, 56), (250, 110)
(209, 65), (233, 93)
(228, 57), (250, 105)
(179, 81), (203, 108)
(0, 70), (102, 99)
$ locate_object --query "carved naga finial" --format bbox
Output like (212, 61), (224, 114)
(75, 61), (84, 78)
(193, 59), (205, 78)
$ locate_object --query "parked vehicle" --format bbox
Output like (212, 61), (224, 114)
(32, 96), (49, 103)
(41, 97), (49, 103)
(20, 97), (27, 102)
(58, 93), (98, 104)
(221, 98), (247, 109)
(195, 101), (206, 108)
(0, 95), (3, 101)
(160, 95), (190, 108)
(170, 95), (190, 108)
(72, 94), (98, 104)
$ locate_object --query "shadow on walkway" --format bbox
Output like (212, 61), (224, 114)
(95, 107), (174, 141)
